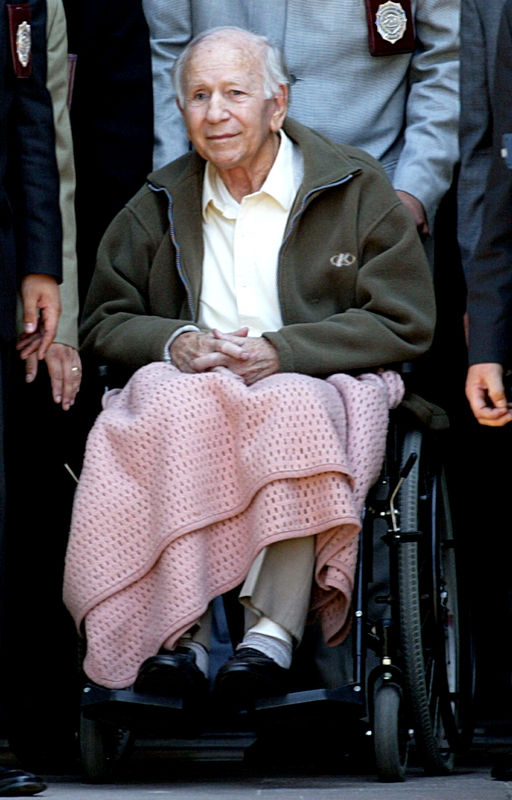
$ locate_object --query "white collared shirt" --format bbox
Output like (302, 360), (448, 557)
(199, 130), (304, 336)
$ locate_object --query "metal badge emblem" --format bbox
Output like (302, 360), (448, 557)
(16, 21), (31, 68)
(375, 1), (407, 44)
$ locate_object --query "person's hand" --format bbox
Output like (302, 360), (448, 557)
(396, 190), (429, 240)
(210, 330), (280, 385)
(24, 343), (82, 410)
(18, 274), (61, 360)
(170, 327), (250, 373)
(465, 362), (512, 426)
(170, 327), (280, 385)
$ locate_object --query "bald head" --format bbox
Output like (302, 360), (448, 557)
(175, 26), (289, 196)
(172, 26), (290, 108)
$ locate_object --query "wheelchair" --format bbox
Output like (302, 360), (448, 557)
(77, 386), (475, 784)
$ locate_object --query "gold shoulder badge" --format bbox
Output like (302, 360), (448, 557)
(375, 1), (408, 44)
(16, 20), (31, 68)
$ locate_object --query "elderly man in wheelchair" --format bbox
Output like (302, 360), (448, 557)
(63, 26), (435, 713)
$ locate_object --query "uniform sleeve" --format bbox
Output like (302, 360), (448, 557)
(391, 0), (460, 227)
(45, 0), (78, 348)
(457, 0), (503, 274)
(12, 0), (62, 281)
(466, 1), (512, 366)
(141, 0), (191, 168)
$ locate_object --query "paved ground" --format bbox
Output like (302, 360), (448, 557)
(35, 768), (512, 800)
(7, 727), (512, 800)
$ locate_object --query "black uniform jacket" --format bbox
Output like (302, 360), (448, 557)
(466, 0), (512, 367)
(0, 0), (62, 341)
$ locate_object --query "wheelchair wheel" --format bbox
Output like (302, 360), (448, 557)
(373, 681), (408, 782)
(79, 712), (134, 783)
(397, 428), (474, 775)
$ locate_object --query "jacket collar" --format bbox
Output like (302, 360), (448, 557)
(146, 117), (360, 198)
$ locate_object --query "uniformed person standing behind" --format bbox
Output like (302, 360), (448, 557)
(0, 0), (62, 795)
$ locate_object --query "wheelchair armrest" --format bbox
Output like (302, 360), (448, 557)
(397, 390), (449, 431)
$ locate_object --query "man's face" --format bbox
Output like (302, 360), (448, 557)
(180, 35), (286, 180)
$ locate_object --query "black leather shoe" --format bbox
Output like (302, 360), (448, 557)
(0, 766), (46, 796)
(214, 647), (289, 707)
(134, 646), (208, 701)
(491, 752), (512, 780)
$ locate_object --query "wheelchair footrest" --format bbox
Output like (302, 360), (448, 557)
(81, 683), (184, 728)
(253, 684), (365, 720)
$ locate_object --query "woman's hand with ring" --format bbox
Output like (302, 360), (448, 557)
(24, 343), (82, 410)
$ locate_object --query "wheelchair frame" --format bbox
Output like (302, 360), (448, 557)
(363, 407), (475, 780)
(78, 405), (475, 783)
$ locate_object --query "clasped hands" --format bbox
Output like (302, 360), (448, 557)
(170, 327), (280, 385)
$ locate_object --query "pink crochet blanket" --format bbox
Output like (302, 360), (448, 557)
(63, 364), (403, 688)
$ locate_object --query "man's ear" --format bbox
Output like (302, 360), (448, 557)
(177, 98), (194, 144)
(270, 83), (288, 132)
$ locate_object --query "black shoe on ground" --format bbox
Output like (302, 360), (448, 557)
(0, 766), (46, 797)
(214, 647), (288, 708)
(133, 646), (208, 701)
(491, 752), (512, 780)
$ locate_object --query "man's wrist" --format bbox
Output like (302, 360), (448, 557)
(163, 325), (200, 363)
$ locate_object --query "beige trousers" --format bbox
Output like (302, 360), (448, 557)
(190, 536), (315, 648)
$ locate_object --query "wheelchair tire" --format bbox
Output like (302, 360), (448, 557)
(373, 682), (408, 782)
(79, 713), (133, 783)
(397, 428), (473, 775)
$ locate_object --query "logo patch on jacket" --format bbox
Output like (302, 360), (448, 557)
(330, 253), (356, 267)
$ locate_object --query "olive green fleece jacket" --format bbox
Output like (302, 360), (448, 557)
(80, 118), (435, 376)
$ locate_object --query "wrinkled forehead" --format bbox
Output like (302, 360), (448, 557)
(184, 33), (266, 89)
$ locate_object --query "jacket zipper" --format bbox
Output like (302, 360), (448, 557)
(282, 174), (356, 248)
(148, 183), (196, 321)
(277, 174), (357, 319)
(149, 172), (357, 323)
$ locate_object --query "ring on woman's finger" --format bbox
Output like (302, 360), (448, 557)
(71, 366), (80, 372)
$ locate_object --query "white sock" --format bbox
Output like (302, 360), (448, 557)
(177, 638), (209, 678)
(248, 616), (293, 645)
(239, 631), (292, 670)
